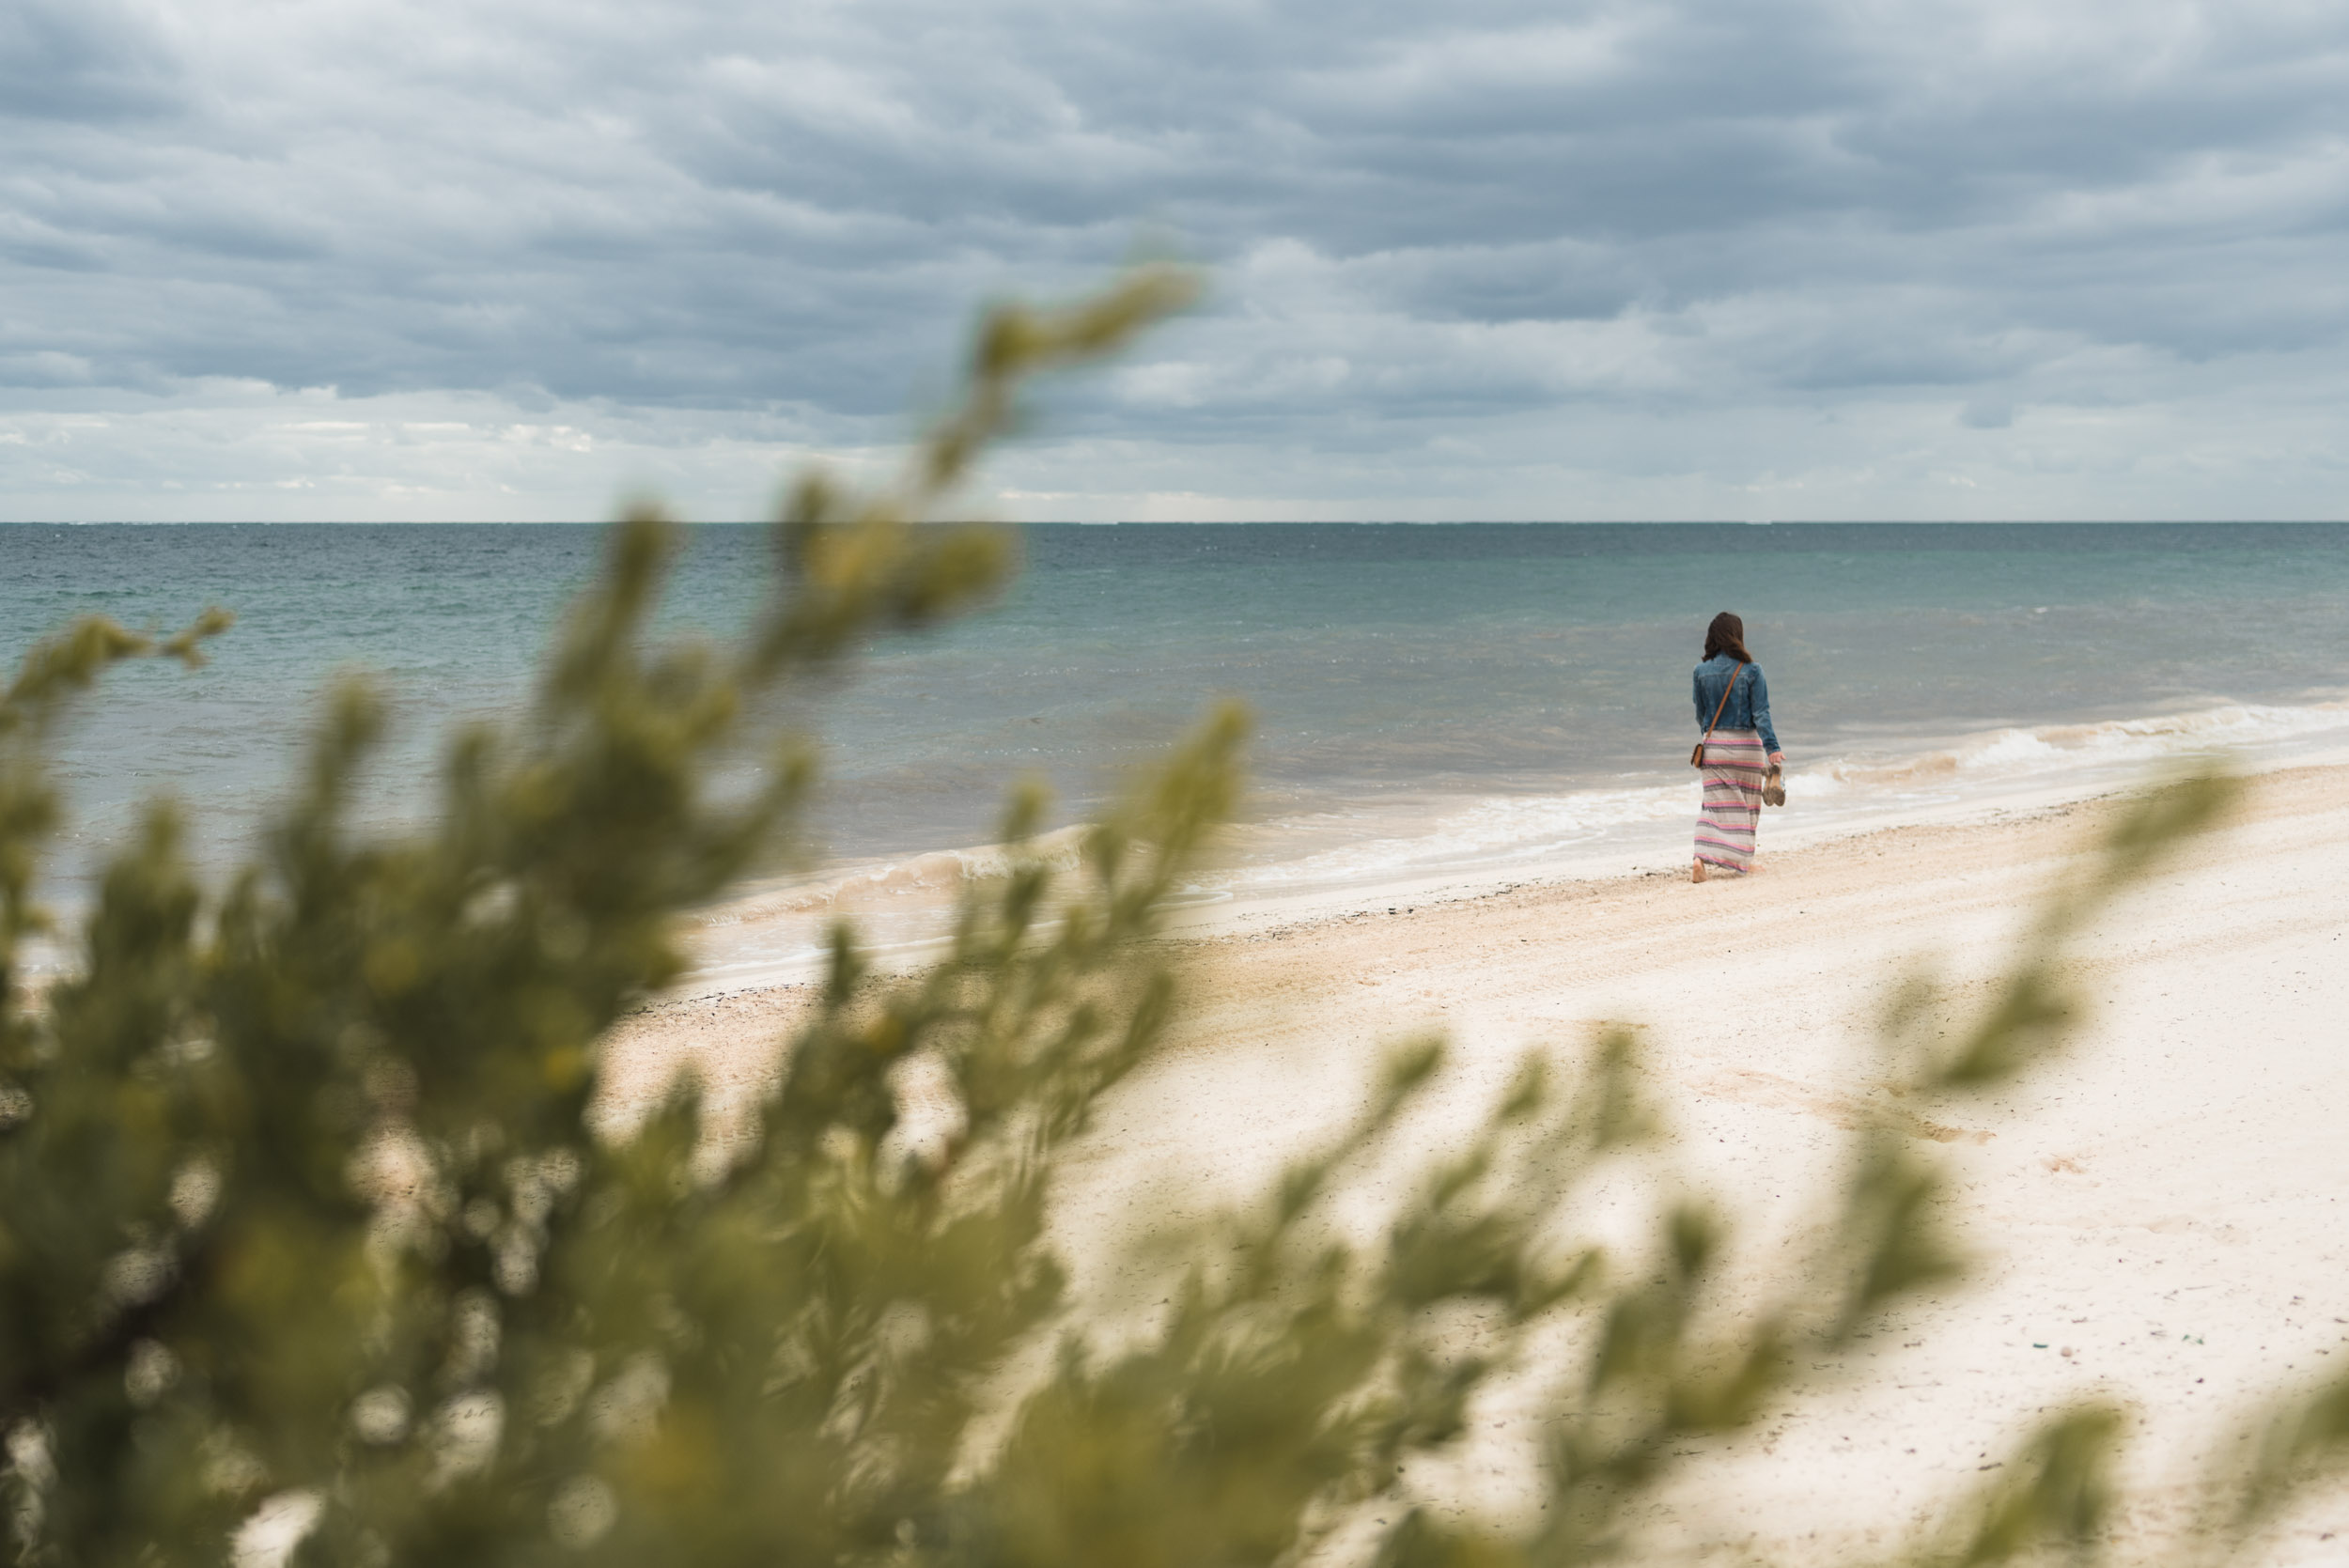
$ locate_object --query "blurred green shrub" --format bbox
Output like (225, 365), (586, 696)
(0, 272), (2343, 1567)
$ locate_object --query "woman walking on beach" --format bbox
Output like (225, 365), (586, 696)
(1691, 612), (1784, 882)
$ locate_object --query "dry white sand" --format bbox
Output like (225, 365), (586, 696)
(602, 764), (2349, 1562)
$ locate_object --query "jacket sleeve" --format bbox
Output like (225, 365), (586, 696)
(1749, 666), (1781, 757)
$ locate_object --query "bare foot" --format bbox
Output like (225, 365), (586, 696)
(1690, 860), (1707, 883)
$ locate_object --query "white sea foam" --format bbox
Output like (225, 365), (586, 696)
(1813, 700), (2349, 792)
(1211, 697), (2349, 899)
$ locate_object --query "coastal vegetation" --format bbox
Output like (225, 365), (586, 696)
(0, 272), (2344, 1566)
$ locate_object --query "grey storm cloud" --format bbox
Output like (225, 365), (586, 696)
(3, 0), (2348, 519)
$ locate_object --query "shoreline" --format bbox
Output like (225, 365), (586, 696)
(677, 711), (2349, 996)
(608, 759), (2349, 1561)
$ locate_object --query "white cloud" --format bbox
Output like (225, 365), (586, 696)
(0, 382), (875, 520)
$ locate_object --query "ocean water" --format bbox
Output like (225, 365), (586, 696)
(6, 522), (2348, 970)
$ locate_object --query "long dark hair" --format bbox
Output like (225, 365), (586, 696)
(1703, 611), (1752, 663)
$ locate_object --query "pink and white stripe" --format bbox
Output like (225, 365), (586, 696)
(1695, 729), (1766, 874)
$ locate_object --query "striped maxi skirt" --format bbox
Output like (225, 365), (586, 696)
(1695, 728), (1767, 874)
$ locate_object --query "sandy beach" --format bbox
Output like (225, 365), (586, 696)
(602, 763), (2349, 1561)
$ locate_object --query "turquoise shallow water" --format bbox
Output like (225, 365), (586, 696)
(5, 521), (2348, 920)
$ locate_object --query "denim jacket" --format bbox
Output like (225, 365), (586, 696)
(1692, 653), (1781, 757)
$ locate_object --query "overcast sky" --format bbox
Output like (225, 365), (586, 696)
(4, 0), (2346, 521)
